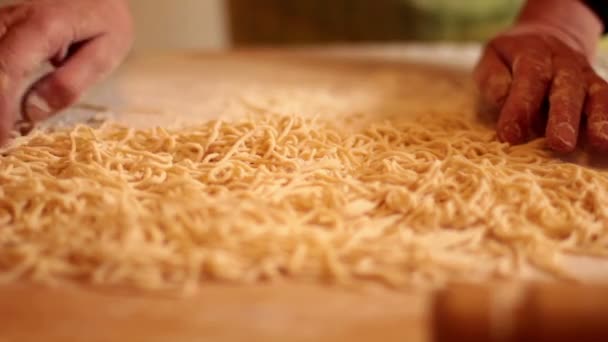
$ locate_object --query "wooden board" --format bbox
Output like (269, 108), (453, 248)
(2, 45), (608, 342)
(0, 283), (429, 342)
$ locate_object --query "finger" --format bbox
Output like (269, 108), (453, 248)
(0, 6), (36, 144)
(0, 9), (68, 144)
(497, 51), (552, 144)
(0, 5), (28, 37)
(24, 37), (120, 122)
(585, 71), (608, 151)
(545, 56), (586, 153)
(0, 72), (19, 144)
(474, 46), (512, 109)
(0, 3), (110, 122)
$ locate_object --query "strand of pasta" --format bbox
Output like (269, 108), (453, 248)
(0, 112), (607, 291)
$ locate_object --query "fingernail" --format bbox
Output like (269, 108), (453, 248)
(25, 92), (51, 122)
(549, 123), (576, 152)
(500, 122), (523, 144)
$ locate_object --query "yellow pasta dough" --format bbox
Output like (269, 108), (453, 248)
(0, 112), (606, 291)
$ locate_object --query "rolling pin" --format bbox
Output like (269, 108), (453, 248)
(432, 283), (608, 342)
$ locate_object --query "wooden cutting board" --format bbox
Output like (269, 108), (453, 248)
(2, 46), (608, 342)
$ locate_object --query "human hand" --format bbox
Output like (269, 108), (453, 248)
(0, 0), (133, 144)
(474, 0), (608, 153)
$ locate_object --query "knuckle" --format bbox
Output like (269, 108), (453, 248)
(90, 49), (113, 74)
(0, 5), (32, 35)
(28, 8), (71, 52)
(487, 73), (511, 91)
(588, 77), (608, 96)
(515, 52), (551, 73)
(484, 74), (511, 106)
(31, 12), (60, 36)
(0, 49), (23, 78)
(473, 64), (489, 86)
(92, 38), (124, 76)
(488, 35), (513, 50)
(107, 0), (135, 45)
(555, 69), (580, 85)
(0, 17), (9, 37)
(122, 9), (135, 40)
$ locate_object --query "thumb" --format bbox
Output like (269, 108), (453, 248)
(23, 73), (77, 123)
(24, 37), (118, 122)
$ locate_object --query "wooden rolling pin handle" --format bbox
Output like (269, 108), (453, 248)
(432, 283), (608, 342)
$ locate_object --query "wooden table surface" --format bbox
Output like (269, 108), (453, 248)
(0, 282), (429, 342)
(2, 46), (608, 342)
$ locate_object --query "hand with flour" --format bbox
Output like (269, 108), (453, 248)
(475, 0), (608, 153)
(0, 0), (133, 144)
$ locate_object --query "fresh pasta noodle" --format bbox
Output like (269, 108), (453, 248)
(0, 111), (607, 291)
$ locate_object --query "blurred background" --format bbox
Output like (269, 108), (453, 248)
(129, 0), (525, 52)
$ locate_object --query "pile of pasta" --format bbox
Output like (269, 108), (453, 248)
(1, 112), (607, 291)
